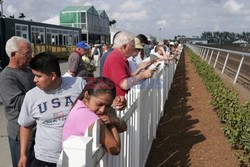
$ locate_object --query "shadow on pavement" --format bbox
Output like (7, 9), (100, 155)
(146, 52), (206, 167)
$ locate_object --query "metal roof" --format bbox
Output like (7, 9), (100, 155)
(61, 6), (92, 12)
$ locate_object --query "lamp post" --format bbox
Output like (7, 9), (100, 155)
(159, 28), (161, 41)
(0, 0), (3, 18)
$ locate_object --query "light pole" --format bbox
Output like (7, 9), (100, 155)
(159, 28), (161, 41)
(0, 0), (3, 18)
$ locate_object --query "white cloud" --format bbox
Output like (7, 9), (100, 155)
(83, 2), (93, 6)
(156, 20), (169, 28)
(181, 11), (197, 20)
(112, 10), (147, 21)
(180, 11), (197, 25)
(5, 5), (17, 14)
(181, 19), (188, 25)
(2, 0), (250, 39)
(119, 1), (143, 12)
(43, 15), (59, 25)
(213, 25), (220, 31)
(70, 0), (84, 3)
(223, 0), (243, 13)
(95, 1), (111, 12)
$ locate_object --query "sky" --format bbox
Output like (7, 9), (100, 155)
(1, 0), (250, 39)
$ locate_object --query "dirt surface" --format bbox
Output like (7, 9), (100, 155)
(146, 50), (240, 167)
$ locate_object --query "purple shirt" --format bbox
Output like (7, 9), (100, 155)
(62, 100), (99, 142)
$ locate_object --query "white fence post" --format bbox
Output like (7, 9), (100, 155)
(234, 55), (245, 84)
(222, 53), (229, 74)
(208, 50), (214, 64)
(213, 51), (220, 68)
(59, 48), (184, 167)
(187, 44), (249, 86)
(61, 136), (93, 167)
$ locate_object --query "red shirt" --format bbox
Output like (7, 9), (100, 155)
(102, 49), (131, 96)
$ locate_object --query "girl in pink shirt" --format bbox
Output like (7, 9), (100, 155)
(62, 77), (121, 155)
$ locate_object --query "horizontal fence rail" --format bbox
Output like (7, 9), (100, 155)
(31, 43), (76, 59)
(57, 48), (183, 167)
(187, 44), (250, 86)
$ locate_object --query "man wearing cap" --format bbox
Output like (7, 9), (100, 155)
(128, 37), (151, 75)
(67, 41), (90, 77)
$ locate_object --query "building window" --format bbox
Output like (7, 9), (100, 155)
(73, 30), (80, 45)
(46, 27), (77, 46)
(15, 24), (29, 39)
(31, 26), (45, 44)
(81, 12), (86, 23)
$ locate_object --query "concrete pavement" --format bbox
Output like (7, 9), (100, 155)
(0, 99), (12, 167)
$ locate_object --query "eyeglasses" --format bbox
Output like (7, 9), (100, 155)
(15, 52), (32, 57)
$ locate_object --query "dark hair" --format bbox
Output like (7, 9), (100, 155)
(73, 77), (116, 107)
(30, 52), (61, 77)
(137, 34), (148, 45)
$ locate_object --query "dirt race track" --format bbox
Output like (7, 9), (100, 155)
(146, 50), (240, 167)
(200, 44), (250, 90)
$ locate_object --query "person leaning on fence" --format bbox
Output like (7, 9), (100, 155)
(154, 45), (171, 61)
(0, 36), (35, 167)
(62, 77), (128, 155)
(18, 52), (87, 167)
(66, 41), (90, 77)
(128, 37), (151, 75)
(102, 31), (155, 96)
(135, 34), (149, 63)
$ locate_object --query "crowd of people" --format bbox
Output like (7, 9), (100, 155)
(0, 32), (182, 166)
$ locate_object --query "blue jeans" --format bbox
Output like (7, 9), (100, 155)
(8, 137), (35, 167)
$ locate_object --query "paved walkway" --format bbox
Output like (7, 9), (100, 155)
(0, 101), (11, 167)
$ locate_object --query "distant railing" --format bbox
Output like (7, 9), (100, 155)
(31, 43), (76, 59)
(57, 50), (182, 167)
(186, 44), (250, 85)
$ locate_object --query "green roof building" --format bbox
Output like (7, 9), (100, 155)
(60, 6), (110, 44)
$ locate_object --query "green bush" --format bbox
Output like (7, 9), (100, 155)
(186, 47), (250, 164)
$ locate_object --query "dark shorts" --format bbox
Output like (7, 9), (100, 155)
(33, 158), (56, 167)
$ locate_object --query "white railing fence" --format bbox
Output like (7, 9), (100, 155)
(57, 50), (182, 167)
(186, 44), (250, 84)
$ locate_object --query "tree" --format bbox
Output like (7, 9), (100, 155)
(200, 31), (250, 44)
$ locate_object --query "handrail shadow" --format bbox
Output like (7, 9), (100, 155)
(146, 51), (206, 167)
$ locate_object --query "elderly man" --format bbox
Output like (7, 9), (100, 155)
(67, 41), (90, 77)
(0, 36), (35, 167)
(102, 31), (155, 96)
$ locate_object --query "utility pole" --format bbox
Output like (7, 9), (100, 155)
(159, 28), (162, 41)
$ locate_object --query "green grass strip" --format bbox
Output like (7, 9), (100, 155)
(186, 47), (250, 165)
